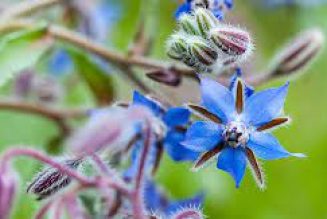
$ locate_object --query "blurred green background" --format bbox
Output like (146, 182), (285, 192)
(0, 0), (326, 218)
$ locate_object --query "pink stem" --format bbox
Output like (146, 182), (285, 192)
(131, 121), (152, 219)
(0, 147), (92, 186)
(35, 201), (54, 219)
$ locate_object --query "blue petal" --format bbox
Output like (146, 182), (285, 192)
(182, 121), (223, 152)
(229, 69), (255, 98)
(247, 132), (304, 160)
(175, 2), (192, 19)
(244, 82), (289, 127)
(164, 130), (200, 162)
(224, 0), (234, 9)
(124, 140), (158, 181)
(217, 147), (247, 188)
(163, 107), (190, 127)
(132, 91), (164, 117)
(144, 180), (169, 213)
(165, 193), (204, 215)
(200, 77), (235, 123)
(48, 49), (73, 76)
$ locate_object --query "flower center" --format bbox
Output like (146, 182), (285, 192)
(223, 121), (249, 148)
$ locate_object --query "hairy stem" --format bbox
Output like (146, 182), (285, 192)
(0, 148), (92, 185)
(0, 99), (88, 136)
(132, 121), (152, 219)
(0, 19), (195, 76)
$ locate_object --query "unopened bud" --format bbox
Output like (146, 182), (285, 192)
(210, 26), (252, 56)
(179, 14), (200, 35)
(171, 207), (204, 219)
(167, 34), (188, 60)
(146, 68), (181, 86)
(270, 28), (324, 77)
(188, 38), (218, 66)
(195, 8), (217, 38)
(0, 165), (17, 219)
(27, 158), (82, 200)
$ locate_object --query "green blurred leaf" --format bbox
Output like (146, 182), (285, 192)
(69, 48), (115, 106)
(0, 26), (51, 86)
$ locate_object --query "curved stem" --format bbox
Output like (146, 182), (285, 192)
(132, 121), (152, 219)
(0, 99), (88, 136)
(0, 147), (92, 185)
(0, 19), (195, 76)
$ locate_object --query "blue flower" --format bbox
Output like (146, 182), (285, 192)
(124, 91), (200, 180)
(182, 73), (305, 188)
(48, 0), (120, 76)
(144, 180), (204, 217)
(175, 0), (233, 20)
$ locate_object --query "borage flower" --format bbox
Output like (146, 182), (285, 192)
(182, 73), (305, 188)
(124, 91), (200, 180)
(144, 180), (204, 218)
(175, 0), (233, 20)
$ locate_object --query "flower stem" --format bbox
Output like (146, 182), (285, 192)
(132, 121), (153, 219)
(0, 147), (92, 185)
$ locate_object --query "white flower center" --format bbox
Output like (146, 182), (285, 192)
(223, 121), (249, 148)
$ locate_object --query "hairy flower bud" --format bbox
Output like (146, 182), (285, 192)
(210, 26), (251, 56)
(171, 207), (204, 219)
(69, 106), (154, 156)
(167, 34), (188, 60)
(270, 28), (324, 77)
(179, 14), (200, 35)
(0, 165), (18, 219)
(27, 158), (82, 200)
(188, 37), (218, 66)
(195, 8), (217, 38)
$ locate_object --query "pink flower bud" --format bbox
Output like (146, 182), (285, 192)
(69, 106), (153, 156)
(270, 28), (324, 77)
(27, 158), (82, 200)
(171, 207), (204, 219)
(210, 26), (251, 56)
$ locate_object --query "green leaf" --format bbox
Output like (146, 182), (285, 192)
(68, 48), (115, 106)
(0, 26), (51, 86)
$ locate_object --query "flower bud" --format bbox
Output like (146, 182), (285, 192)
(167, 34), (188, 60)
(146, 68), (181, 86)
(194, 8), (217, 38)
(171, 207), (204, 219)
(179, 14), (200, 35)
(270, 28), (324, 77)
(188, 37), (218, 66)
(0, 165), (18, 219)
(27, 158), (82, 200)
(210, 26), (252, 56)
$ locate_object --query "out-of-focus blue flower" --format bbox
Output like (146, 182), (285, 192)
(144, 180), (204, 216)
(124, 91), (200, 180)
(48, 49), (73, 76)
(79, 1), (121, 43)
(48, 0), (120, 76)
(182, 71), (305, 188)
(175, 0), (233, 20)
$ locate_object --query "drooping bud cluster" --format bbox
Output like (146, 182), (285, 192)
(167, 7), (253, 74)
